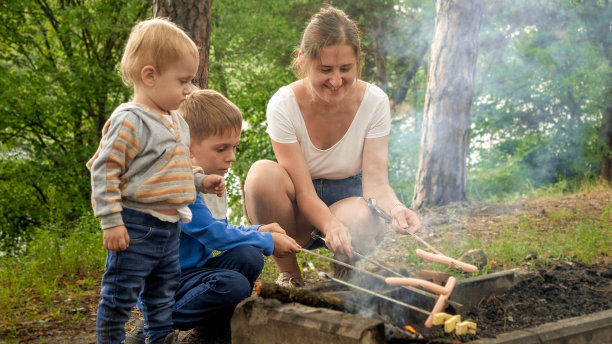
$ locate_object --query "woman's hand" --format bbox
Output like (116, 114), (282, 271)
(390, 205), (421, 234)
(324, 223), (353, 258)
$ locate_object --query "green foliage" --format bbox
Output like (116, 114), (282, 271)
(388, 117), (421, 205)
(0, 0), (150, 251)
(0, 0), (610, 255)
(210, 0), (433, 220)
(209, 0), (311, 223)
(469, 0), (612, 201)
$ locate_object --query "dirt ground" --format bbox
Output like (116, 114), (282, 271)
(466, 260), (612, 337)
(8, 188), (612, 343)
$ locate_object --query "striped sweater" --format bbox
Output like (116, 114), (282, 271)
(87, 103), (205, 229)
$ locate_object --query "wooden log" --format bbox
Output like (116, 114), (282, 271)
(254, 281), (347, 311)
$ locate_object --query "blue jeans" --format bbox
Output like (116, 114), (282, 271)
(172, 244), (264, 331)
(96, 208), (180, 344)
(305, 174), (363, 250)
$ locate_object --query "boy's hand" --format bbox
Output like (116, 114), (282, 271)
(271, 232), (301, 258)
(202, 175), (226, 197)
(258, 222), (286, 235)
(103, 225), (130, 251)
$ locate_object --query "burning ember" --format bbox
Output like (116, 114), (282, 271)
(403, 324), (418, 334)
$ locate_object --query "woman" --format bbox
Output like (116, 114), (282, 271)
(243, 6), (420, 288)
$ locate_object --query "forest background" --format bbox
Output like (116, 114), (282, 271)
(0, 0), (611, 339)
(1, 0), (610, 254)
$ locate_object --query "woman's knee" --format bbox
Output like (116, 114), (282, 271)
(244, 160), (289, 195)
(331, 197), (384, 252)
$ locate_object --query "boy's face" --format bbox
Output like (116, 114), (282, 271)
(138, 55), (198, 113)
(190, 129), (241, 176)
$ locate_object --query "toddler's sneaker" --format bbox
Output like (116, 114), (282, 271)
(124, 319), (145, 344)
(124, 320), (178, 344)
(151, 330), (179, 344)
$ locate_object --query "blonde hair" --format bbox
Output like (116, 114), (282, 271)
(292, 6), (362, 79)
(120, 18), (199, 86)
(180, 89), (243, 141)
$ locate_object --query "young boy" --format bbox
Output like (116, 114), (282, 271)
(87, 19), (224, 344)
(125, 89), (301, 343)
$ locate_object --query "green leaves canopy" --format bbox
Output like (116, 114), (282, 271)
(0, 0), (150, 252)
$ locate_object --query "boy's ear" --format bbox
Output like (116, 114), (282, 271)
(189, 140), (196, 158)
(141, 65), (157, 86)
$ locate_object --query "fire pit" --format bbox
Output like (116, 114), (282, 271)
(231, 263), (612, 343)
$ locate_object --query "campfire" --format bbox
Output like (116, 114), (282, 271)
(231, 197), (484, 343)
(230, 198), (612, 343)
(233, 259), (612, 344)
(241, 220), (482, 343)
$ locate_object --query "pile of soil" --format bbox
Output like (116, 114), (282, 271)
(465, 261), (612, 338)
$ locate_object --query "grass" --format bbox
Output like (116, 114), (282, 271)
(259, 248), (335, 283)
(0, 180), (610, 340)
(485, 203), (611, 269)
(0, 216), (105, 340)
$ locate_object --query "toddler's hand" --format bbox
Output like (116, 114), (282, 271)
(202, 175), (225, 197)
(103, 225), (130, 251)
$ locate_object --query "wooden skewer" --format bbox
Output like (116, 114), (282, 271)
(352, 250), (405, 278)
(311, 233), (406, 278)
(300, 247), (462, 308)
(305, 261), (431, 316)
(367, 198), (446, 256)
(367, 198), (479, 273)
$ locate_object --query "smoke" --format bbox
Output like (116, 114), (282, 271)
(320, 0), (612, 327)
(365, 0), (611, 202)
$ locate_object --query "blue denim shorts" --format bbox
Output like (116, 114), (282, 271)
(303, 174), (362, 250)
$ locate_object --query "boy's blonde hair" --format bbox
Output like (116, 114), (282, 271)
(180, 89), (243, 141)
(120, 18), (199, 86)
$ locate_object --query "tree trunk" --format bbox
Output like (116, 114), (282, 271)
(369, 2), (387, 90)
(153, 0), (212, 88)
(602, 106), (612, 182)
(412, 0), (483, 209)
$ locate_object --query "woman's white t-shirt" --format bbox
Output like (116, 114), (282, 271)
(266, 82), (391, 180)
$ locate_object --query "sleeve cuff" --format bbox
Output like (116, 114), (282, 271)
(100, 212), (124, 229)
(193, 171), (206, 193)
(261, 232), (274, 256)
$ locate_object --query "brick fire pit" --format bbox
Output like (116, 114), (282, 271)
(230, 269), (612, 344)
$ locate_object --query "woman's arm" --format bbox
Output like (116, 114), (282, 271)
(272, 139), (353, 256)
(362, 136), (420, 234)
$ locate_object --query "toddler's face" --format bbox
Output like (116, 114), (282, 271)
(190, 129), (241, 176)
(152, 55), (198, 112)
